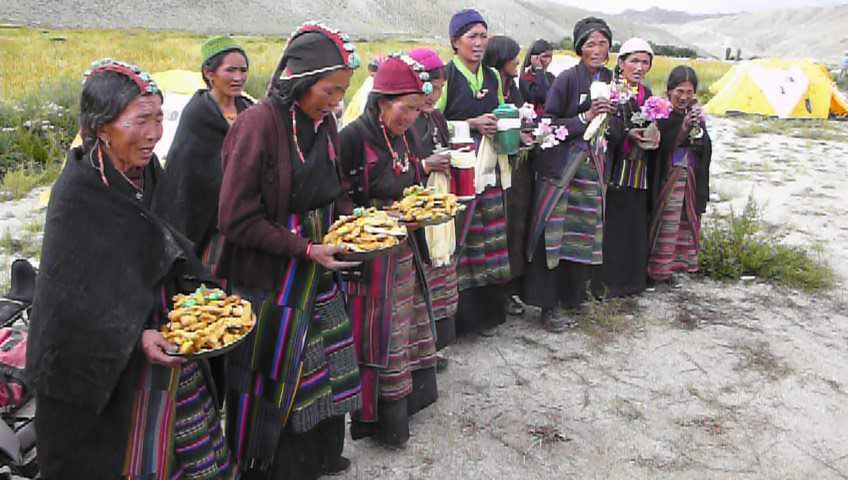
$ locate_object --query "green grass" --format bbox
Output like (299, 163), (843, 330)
(700, 196), (836, 292)
(0, 26), (730, 199)
(736, 118), (848, 142)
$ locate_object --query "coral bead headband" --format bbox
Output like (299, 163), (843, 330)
(83, 58), (161, 96)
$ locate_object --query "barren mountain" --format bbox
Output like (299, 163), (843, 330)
(608, 7), (734, 25)
(0, 0), (695, 46)
(660, 5), (848, 63)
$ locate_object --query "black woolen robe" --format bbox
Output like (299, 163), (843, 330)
(28, 147), (211, 478)
(152, 90), (252, 254)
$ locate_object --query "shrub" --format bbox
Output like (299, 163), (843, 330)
(700, 196), (835, 292)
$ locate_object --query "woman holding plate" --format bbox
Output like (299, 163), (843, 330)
(340, 54), (439, 449)
(217, 23), (363, 480)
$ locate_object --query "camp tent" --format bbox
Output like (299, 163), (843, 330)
(705, 59), (848, 119)
(150, 69), (207, 160)
(548, 54), (579, 77)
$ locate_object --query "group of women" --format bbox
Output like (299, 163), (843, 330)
(27, 9), (711, 480)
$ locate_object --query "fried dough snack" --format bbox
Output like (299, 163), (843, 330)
(391, 185), (465, 223)
(323, 207), (407, 253)
(161, 286), (254, 355)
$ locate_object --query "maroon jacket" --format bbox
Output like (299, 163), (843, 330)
(217, 100), (348, 291)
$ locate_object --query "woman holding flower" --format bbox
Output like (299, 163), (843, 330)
(648, 65), (712, 282)
(602, 37), (662, 297)
(522, 17), (623, 332)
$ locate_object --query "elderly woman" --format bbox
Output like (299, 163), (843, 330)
(217, 23), (363, 480)
(27, 59), (232, 479)
(523, 17), (623, 332)
(602, 38), (656, 297)
(520, 39), (555, 117)
(340, 54), (438, 448)
(408, 48), (458, 355)
(648, 65), (712, 282)
(153, 35), (253, 274)
(437, 9), (512, 335)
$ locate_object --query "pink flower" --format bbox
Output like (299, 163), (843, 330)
(554, 125), (569, 141)
(641, 96), (673, 122)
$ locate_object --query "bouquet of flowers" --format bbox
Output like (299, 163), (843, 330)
(630, 96), (673, 126)
(533, 118), (569, 150)
(625, 95), (673, 150)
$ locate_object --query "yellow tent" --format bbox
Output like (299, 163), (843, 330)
(705, 59), (848, 119)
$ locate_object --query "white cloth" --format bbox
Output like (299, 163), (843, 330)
(424, 173), (456, 267)
(474, 136), (511, 193)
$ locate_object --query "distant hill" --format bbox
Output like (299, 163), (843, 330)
(608, 7), (734, 25)
(3, 1), (842, 63)
(660, 5), (848, 64)
(0, 0), (698, 47)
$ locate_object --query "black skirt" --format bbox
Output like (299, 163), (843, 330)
(455, 285), (507, 335)
(242, 416), (345, 480)
(522, 238), (604, 310)
(350, 367), (438, 447)
(602, 186), (649, 297)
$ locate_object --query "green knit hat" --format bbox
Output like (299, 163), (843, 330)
(201, 36), (245, 66)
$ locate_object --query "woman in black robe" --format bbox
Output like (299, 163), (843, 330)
(602, 38), (656, 297)
(216, 24), (363, 480)
(340, 54), (439, 449)
(648, 66), (712, 282)
(409, 48), (458, 353)
(438, 9), (512, 335)
(152, 36), (253, 272)
(484, 35), (533, 317)
(520, 39), (555, 117)
(27, 59), (232, 480)
(522, 17), (623, 332)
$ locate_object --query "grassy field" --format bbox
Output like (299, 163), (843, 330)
(0, 26), (731, 198)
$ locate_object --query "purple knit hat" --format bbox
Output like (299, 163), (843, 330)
(449, 9), (487, 39)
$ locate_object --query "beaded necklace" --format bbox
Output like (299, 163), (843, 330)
(291, 109), (306, 163)
(379, 120), (413, 175)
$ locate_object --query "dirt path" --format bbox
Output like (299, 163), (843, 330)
(337, 118), (848, 479)
(0, 118), (846, 478)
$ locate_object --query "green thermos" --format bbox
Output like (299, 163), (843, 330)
(493, 103), (520, 155)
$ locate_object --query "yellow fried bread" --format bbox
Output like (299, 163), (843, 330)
(161, 286), (254, 355)
(390, 185), (465, 223)
(323, 207), (406, 253)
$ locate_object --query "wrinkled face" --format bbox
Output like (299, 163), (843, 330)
(204, 51), (248, 98)
(422, 78), (445, 114)
(619, 52), (652, 85)
(580, 31), (610, 70)
(299, 69), (354, 121)
(453, 23), (489, 64)
(380, 93), (426, 136)
(101, 94), (163, 171)
(503, 56), (520, 78)
(539, 50), (553, 70)
(668, 80), (697, 112)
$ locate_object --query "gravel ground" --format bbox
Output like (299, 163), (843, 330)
(0, 117), (846, 478)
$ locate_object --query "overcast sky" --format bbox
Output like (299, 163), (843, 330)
(561, 0), (847, 14)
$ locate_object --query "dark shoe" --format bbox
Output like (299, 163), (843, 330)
(436, 355), (449, 373)
(479, 326), (498, 337)
(542, 308), (571, 333)
(323, 456), (351, 476)
(506, 295), (525, 316)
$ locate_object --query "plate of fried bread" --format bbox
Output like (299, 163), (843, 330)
(323, 207), (408, 261)
(162, 285), (255, 358)
(388, 185), (465, 227)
